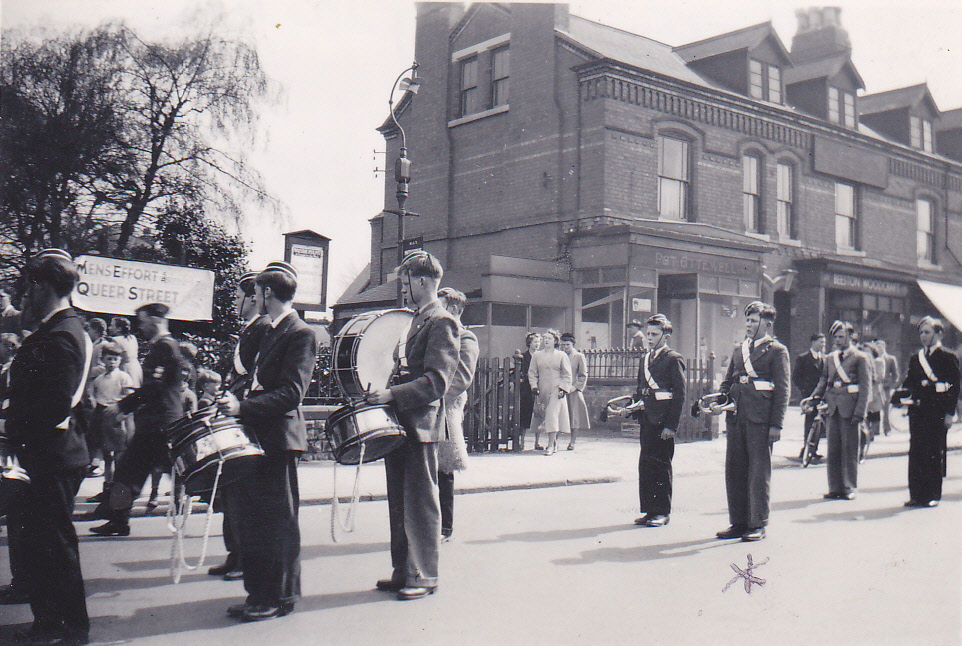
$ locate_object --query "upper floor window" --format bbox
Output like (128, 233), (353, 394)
(835, 181), (857, 250)
(843, 92), (855, 128)
(917, 198), (935, 263)
(776, 162), (795, 239)
(491, 46), (509, 108)
(828, 87), (840, 123)
(658, 136), (690, 221)
(910, 116), (933, 152)
(459, 56), (480, 118)
(749, 59), (781, 103)
(742, 154), (762, 233)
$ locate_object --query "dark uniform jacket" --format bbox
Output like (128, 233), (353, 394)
(228, 315), (271, 396)
(720, 336), (791, 428)
(900, 345), (961, 418)
(389, 300), (460, 443)
(119, 335), (186, 433)
(633, 346), (686, 429)
(6, 307), (91, 473)
(810, 347), (871, 420)
(238, 311), (318, 453)
(793, 350), (823, 400)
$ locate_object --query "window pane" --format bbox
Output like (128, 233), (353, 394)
(836, 214), (851, 248)
(917, 198), (932, 232)
(776, 163), (792, 201)
(492, 47), (509, 78)
(461, 57), (477, 88)
(828, 87), (839, 123)
(742, 155), (758, 193)
(531, 306), (565, 329)
(743, 194), (759, 232)
(768, 66), (781, 103)
(461, 302), (486, 326)
(777, 201), (791, 238)
(749, 59), (763, 98)
(910, 116), (921, 148)
(843, 92), (855, 128)
(660, 137), (688, 179)
(835, 182), (853, 217)
(491, 303), (526, 326)
(923, 120), (932, 152)
(659, 178), (686, 220)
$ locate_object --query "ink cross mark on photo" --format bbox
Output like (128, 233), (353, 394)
(723, 553), (768, 594)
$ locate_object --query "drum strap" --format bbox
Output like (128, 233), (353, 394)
(396, 318), (414, 375)
(330, 443), (366, 542)
(167, 461), (222, 584)
(57, 334), (93, 430)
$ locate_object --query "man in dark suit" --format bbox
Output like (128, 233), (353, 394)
(218, 261), (318, 621)
(809, 321), (870, 501)
(898, 316), (960, 507)
(714, 301), (790, 542)
(367, 251), (460, 600)
(793, 333), (825, 460)
(6, 249), (93, 645)
(207, 270), (271, 581)
(90, 303), (186, 536)
(629, 314), (685, 528)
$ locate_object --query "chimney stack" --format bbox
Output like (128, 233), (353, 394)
(790, 6), (851, 63)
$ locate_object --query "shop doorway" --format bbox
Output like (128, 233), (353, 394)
(658, 273), (698, 360)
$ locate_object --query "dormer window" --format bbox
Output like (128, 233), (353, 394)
(749, 58), (781, 103)
(828, 86), (856, 127)
(911, 116), (933, 152)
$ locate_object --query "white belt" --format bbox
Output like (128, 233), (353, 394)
(654, 391), (673, 401)
(752, 380), (773, 392)
(935, 382), (949, 393)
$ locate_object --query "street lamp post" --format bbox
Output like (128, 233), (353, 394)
(385, 61), (420, 306)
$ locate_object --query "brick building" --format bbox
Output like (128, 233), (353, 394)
(335, 2), (962, 373)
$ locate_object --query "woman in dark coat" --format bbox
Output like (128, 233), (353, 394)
(516, 332), (541, 451)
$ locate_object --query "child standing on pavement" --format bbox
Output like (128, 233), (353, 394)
(90, 340), (135, 488)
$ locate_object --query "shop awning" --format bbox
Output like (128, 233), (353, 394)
(916, 279), (962, 331)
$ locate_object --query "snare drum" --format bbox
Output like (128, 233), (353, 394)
(333, 309), (414, 398)
(325, 402), (406, 465)
(166, 407), (264, 496)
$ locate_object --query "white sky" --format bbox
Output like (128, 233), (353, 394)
(3, 0), (962, 310)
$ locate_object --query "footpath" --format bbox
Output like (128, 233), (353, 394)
(68, 405), (962, 519)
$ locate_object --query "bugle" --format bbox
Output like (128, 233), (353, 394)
(889, 388), (917, 408)
(691, 392), (735, 418)
(799, 396), (828, 415)
(599, 394), (645, 422)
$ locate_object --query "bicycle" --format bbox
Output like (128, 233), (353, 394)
(799, 396), (829, 468)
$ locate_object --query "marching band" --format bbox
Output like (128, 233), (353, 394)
(0, 248), (960, 644)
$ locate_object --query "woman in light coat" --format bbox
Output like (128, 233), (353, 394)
(529, 329), (572, 455)
(560, 332), (590, 450)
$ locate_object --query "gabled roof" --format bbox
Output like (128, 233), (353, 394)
(859, 83), (939, 116)
(783, 53), (864, 89)
(559, 15), (710, 87)
(673, 21), (791, 65)
(335, 275), (398, 308)
(284, 229), (329, 242)
(937, 107), (962, 131)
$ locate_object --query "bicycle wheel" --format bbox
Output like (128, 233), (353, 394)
(801, 418), (823, 468)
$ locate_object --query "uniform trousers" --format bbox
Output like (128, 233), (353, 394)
(16, 468), (89, 639)
(908, 410), (947, 503)
(438, 470), (454, 534)
(223, 450), (301, 608)
(99, 430), (169, 523)
(2, 478), (29, 591)
(638, 420), (674, 516)
(826, 411), (859, 494)
(385, 436), (440, 588)
(724, 417), (772, 529)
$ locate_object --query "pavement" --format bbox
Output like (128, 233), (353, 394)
(69, 405), (962, 519)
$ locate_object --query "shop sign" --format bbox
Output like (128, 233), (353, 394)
(635, 248), (757, 277)
(827, 273), (908, 297)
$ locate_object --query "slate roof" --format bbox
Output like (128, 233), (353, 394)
(783, 53), (864, 89)
(938, 107), (962, 130)
(859, 83), (938, 115)
(673, 21), (790, 64)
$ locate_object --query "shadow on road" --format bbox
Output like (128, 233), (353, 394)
(465, 524), (633, 545)
(551, 536), (739, 565)
(794, 504), (910, 524)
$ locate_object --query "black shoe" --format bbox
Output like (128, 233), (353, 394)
(904, 499), (921, 507)
(716, 525), (746, 539)
(839, 491), (856, 500)
(223, 569), (244, 581)
(227, 603), (247, 618)
(741, 527), (766, 542)
(644, 514), (669, 527)
(924, 500), (939, 507)
(534, 444), (544, 451)
(375, 578), (404, 592)
(566, 445), (574, 451)
(85, 490), (108, 503)
(89, 521), (130, 537)
(0, 583), (28, 604)
(145, 496), (159, 513)
(242, 604), (287, 621)
(633, 514), (650, 526)
(397, 585), (436, 600)
(208, 559), (236, 576)
(823, 492), (842, 500)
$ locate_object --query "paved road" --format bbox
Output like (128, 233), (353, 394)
(2, 445), (959, 645)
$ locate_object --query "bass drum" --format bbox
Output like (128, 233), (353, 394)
(166, 407), (264, 496)
(325, 402), (406, 465)
(333, 308), (413, 398)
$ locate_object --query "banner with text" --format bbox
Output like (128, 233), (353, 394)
(73, 256), (215, 321)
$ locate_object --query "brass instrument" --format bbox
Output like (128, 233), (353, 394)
(691, 392), (736, 418)
(889, 388), (917, 408)
(599, 394), (645, 422)
(799, 396), (829, 415)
